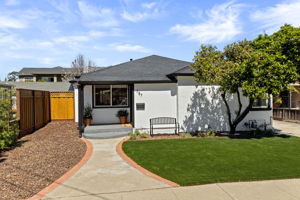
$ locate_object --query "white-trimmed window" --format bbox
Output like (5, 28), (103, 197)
(94, 85), (128, 107)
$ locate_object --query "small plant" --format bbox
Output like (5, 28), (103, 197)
(191, 130), (200, 137)
(129, 133), (137, 140)
(182, 133), (192, 138)
(83, 104), (93, 119)
(116, 109), (129, 118)
(207, 130), (216, 136)
(140, 133), (150, 138)
(134, 129), (141, 136)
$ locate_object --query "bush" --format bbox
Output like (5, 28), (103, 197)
(207, 130), (216, 136)
(182, 133), (192, 138)
(116, 109), (129, 117)
(129, 130), (150, 140)
(0, 88), (19, 150)
(140, 133), (150, 138)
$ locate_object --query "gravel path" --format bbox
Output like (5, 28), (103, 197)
(0, 121), (86, 200)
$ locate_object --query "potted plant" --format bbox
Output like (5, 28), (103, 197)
(116, 109), (129, 124)
(83, 104), (93, 126)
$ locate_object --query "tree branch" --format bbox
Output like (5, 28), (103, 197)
(236, 89), (242, 117)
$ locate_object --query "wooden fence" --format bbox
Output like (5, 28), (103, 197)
(16, 89), (50, 135)
(50, 92), (74, 120)
(273, 108), (300, 121)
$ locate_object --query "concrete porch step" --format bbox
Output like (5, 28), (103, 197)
(83, 124), (133, 139)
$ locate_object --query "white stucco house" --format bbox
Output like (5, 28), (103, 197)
(73, 55), (273, 134)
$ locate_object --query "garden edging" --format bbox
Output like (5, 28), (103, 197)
(116, 136), (180, 187)
(27, 137), (93, 200)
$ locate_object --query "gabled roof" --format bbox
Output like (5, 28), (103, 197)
(168, 66), (194, 76)
(18, 67), (73, 76)
(78, 55), (192, 84)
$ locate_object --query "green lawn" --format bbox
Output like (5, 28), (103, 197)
(123, 136), (300, 186)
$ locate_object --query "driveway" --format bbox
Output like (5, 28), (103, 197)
(273, 120), (300, 137)
(43, 122), (300, 200)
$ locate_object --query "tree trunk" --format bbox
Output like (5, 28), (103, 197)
(221, 91), (254, 135)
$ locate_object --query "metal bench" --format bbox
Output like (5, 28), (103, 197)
(150, 117), (179, 136)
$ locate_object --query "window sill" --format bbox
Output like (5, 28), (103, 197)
(250, 107), (272, 111)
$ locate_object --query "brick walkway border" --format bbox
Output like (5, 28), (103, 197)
(116, 136), (180, 187)
(27, 138), (93, 200)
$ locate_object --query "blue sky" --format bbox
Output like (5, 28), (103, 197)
(0, 0), (300, 80)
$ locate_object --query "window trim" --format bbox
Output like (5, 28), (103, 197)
(250, 96), (272, 111)
(93, 85), (129, 108)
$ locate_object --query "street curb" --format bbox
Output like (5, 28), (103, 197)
(116, 136), (180, 187)
(27, 137), (93, 200)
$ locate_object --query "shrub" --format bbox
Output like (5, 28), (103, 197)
(134, 129), (141, 136)
(0, 88), (19, 150)
(140, 133), (150, 138)
(191, 130), (200, 137)
(129, 133), (137, 140)
(207, 130), (216, 136)
(182, 133), (192, 138)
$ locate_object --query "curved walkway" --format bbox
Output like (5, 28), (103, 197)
(43, 122), (300, 200)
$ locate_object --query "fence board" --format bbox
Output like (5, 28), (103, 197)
(273, 108), (300, 121)
(50, 92), (74, 120)
(16, 89), (50, 135)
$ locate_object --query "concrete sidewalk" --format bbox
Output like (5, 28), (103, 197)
(273, 120), (300, 137)
(43, 124), (300, 200)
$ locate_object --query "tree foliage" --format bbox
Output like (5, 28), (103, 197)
(253, 24), (300, 77)
(191, 32), (298, 134)
(0, 88), (19, 150)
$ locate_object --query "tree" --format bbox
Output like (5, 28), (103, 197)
(253, 24), (300, 77)
(63, 54), (98, 81)
(6, 71), (18, 82)
(191, 40), (298, 134)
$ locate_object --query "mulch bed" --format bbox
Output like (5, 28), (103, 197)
(0, 121), (86, 200)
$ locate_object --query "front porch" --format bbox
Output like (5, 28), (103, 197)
(83, 124), (133, 139)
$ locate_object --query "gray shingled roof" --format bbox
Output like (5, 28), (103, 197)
(168, 66), (194, 76)
(18, 67), (73, 76)
(1, 82), (73, 92)
(79, 55), (192, 83)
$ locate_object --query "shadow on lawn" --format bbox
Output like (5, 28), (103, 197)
(227, 133), (291, 139)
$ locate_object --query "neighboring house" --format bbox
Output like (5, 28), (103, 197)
(74, 55), (273, 133)
(18, 66), (73, 82)
(274, 83), (300, 109)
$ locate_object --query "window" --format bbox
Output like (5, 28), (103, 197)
(252, 97), (269, 108)
(40, 77), (54, 82)
(94, 85), (128, 107)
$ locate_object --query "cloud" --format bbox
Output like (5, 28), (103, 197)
(77, 1), (119, 27)
(121, 1), (163, 22)
(141, 2), (157, 9)
(111, 43), (151, 53)
(170, 1), (243, 44)
(5, 0), (19, 6)
(0, 15), (26, 29)
(251, 0), (300, 33)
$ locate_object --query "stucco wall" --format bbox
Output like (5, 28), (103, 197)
(84, 85), (130, 124)
(177, 76), (272, 132)
(134, 83), (177, 131)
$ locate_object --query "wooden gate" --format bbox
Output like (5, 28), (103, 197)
(50, 92), (74, 120)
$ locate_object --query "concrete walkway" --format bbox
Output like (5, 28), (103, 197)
(43, 122), (300, 200)
(273, 120), (300, 137)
